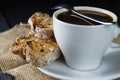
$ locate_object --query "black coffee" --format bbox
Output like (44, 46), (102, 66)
(57, 10), (113, 25)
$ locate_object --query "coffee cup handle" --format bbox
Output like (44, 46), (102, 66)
(104, 26), (120, 55)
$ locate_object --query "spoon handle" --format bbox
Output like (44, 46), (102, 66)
(71, 14), (94, 25)
(72, 9), (114, 25)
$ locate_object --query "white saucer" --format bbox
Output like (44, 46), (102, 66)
(38, 43), (120, 80)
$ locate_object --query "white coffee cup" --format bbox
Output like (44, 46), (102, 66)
(53, 6), (120, 71)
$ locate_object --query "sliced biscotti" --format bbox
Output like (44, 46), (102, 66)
(11, 34), (61, 67)
(11, 12), (61, 67)
(23, 39), (60, 67)
(28, 12), (53, 39)
(10, 34), (38, 54)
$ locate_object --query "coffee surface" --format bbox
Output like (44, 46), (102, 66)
(57, 10), (113, 25)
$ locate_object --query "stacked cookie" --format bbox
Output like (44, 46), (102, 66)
(10, 12), (61, 67)
(28, 12), (53, 39)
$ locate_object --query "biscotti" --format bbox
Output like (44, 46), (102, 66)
(11, 34), (37, 54)
(28, 12), (53, 39)
(23, 38), (60, 67)
(11, 34), (61, 67)
(11, 12), (61, 67)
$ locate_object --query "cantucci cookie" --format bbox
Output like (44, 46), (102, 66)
(28, 12), (53, 39)
(23, 39), (60, 67)
(11, 34), (61, 67)
(11, 34), (37, 54)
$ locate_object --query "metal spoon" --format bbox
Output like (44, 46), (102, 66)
(52, 4), (116, 25)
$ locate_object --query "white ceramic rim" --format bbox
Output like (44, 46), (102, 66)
(53, 6), (118, 27)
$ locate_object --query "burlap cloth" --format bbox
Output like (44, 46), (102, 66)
(0, 23), (120, 80)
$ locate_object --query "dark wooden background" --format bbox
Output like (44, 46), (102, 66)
(0, 0), (119, 32)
